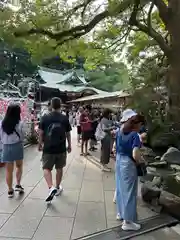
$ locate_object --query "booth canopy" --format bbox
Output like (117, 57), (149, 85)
(68, 91), (130, 103)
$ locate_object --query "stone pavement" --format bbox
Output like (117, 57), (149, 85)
(0, 129), (158, 240)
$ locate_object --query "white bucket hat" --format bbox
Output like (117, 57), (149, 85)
(120, 109), (137, 123)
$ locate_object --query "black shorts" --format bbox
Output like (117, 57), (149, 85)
(42, 152), (66, 170)
(77, 126), (81, 135)
(90, 133), (96, 141)
(82, 131), (91, 141)
(90, 129), (96, 141)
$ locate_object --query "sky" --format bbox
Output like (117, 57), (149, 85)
(0, 0), (19, 11)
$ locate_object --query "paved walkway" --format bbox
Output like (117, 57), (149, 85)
(0, 129), (158, 240)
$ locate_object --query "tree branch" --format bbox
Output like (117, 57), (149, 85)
(66, 0), (95, 22)
(129, 0), (170, 56)
(92, 27), (131, 51)
(15, 28), (56, 39)
(81, 0), (95, 21)
(14, 10), (108, 40)
(154, 0), (169, 28)
(147, 1), (154, 29)
(136, 24), (170, 57)
(15, 0), (133, 42)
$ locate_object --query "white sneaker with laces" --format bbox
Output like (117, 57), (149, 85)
(101, 165), (111, 172)
(45, 186), (57, 202)
(55, 185), (63, 196)
(122, 221), (141, 231)
(113, 190), (116, 203)
(116, 213), (121, 220)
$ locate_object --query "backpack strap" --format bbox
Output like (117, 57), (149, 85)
(14, 129), (21, 139)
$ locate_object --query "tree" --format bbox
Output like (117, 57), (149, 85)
(87, 62), (129, 92)
(42, 56), (85, 70)
(0, 40), (37, 85)
(1, 0), (180, 124)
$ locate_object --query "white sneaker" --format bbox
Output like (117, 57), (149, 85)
(101, 165), (111, 172)
(55, 185), (63, 196)
(113, 191), (116, 203)
(45, 186), (57, 202)
(116, 213), (121, 220)
(122, 221), (141, 231)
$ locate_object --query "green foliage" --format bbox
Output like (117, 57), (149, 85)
(0, 0), (172, 119)
(0, 0), (163, 96)
(0, 0), (132, 67)
(0, 0), (170, 65)
(127, 32), (156, 62)
(0, 41), (37, 82)
(128, 48), (168, 129)
(87, 62), (129, 92)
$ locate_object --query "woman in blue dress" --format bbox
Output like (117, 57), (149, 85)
(115, 109), (145, 231)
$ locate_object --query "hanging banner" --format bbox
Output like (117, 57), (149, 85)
(0, 99), (31, 122)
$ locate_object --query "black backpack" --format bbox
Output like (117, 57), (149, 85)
(45, 121), (66, 147)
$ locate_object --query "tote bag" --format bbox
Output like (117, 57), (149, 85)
(95, 122), (105, 141)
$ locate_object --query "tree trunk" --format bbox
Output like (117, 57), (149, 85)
(167, 0), (180, 128)
(167, 65), (180, 127)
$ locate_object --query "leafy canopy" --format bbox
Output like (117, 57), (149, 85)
(87, 62), (129, 91)
(0, 0), (171, 67)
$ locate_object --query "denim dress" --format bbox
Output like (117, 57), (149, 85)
(115, 130), (141, 222)
(0, 122), (24, 163)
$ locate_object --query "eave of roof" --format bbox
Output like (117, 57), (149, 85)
(68, 91), (130, 102)
(40, 83), (106, 94)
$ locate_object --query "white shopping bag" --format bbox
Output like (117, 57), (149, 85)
(95, 122), (105, 141)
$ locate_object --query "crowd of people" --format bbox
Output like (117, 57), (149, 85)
(62, 105), (147, 231)
(0, 98), (147, 232)
(0, 98), (72, 202)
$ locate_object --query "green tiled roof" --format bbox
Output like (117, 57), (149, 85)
(38, 67), (105, 94)
(38, 67), (87, 86)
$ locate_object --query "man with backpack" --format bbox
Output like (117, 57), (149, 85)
(38, 97), (72, 202)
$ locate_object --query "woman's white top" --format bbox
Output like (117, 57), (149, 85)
(0, 121), (2, 150)
(0, 121), (24, 145)
(76, 112), (81, 126)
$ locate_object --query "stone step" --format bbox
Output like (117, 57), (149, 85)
(131, 225), (180, 239)
(75, 214), (179, 240)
